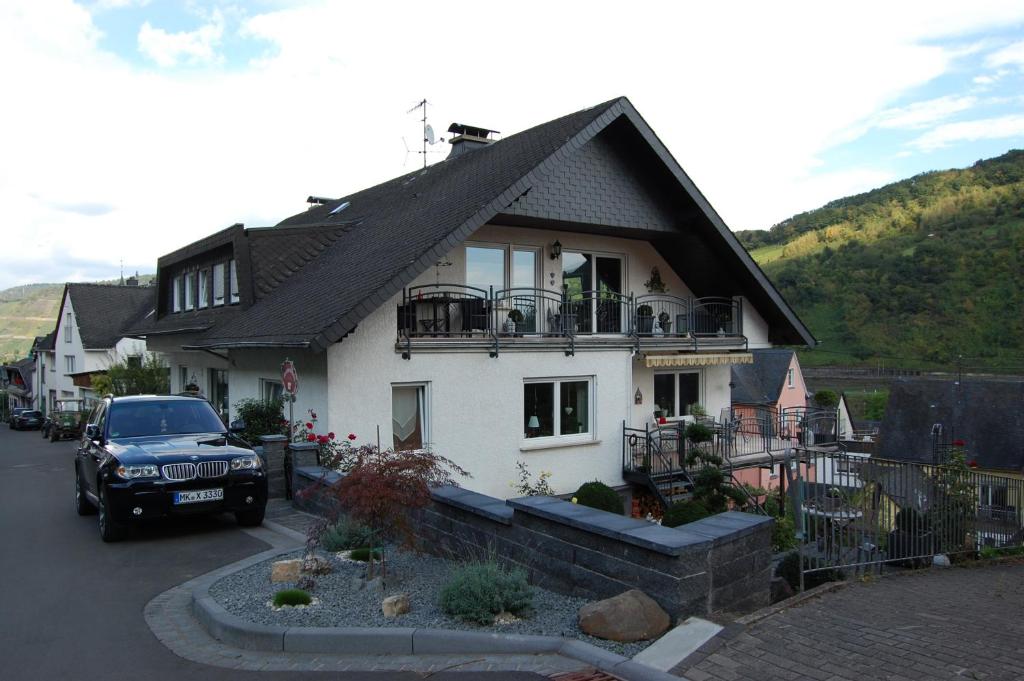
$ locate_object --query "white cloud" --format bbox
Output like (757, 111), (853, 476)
(137, 9), (224, 67)
(91, 0), (151, 10)
(909, 114), (1024, 151)
(985, 39), (1024, 69)
(875, 95), (977, 130)
(2, 0), (1024, 290)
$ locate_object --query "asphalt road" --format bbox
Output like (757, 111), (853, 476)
(0, 425), (543, 681)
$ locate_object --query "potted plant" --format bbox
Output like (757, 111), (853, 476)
(636, 304), (654, 334)
(504, 309), (524, 335)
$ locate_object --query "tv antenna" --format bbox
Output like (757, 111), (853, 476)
(404, 98), (445, 168)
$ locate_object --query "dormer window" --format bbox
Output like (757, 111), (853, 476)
(229, 259), (240, 304)
(198, 270), (209, 309)
(213, 263), (225, 306)
(172, 275), (183, 312)
(184, 273), (195, 311)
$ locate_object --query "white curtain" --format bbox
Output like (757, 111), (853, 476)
(392, 386), (422, 450)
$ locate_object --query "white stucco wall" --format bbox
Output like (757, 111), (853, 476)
(742, 298), (771, 349)
(54, 295), (85, 399)
(328, 292), (635, 499)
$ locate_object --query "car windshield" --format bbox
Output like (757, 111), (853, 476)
(24, 411), (41, 418)
(107, 400), (226, 439)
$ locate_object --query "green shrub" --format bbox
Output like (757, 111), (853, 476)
(234, 397), (285, 446)
(321, 517), (376, 552)
(348, 547), (383, 562)
(272, 588), (312, 607)
(685, 422), (713, 444)
(775, 551), (841, 591)
(813, 390), (839, 409)
(771, 513), (798, 552)
(573, 481), (624, 515)
(661, 500), (710, 528)
(440, 561), (533, 624)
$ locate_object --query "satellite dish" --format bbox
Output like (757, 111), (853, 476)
(425, 124), (435, 145)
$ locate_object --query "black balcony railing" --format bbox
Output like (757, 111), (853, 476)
(398, 285), (745, 348)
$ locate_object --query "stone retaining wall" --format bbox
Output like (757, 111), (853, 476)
(292, 466), (772, 619)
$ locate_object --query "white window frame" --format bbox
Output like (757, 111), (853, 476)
(653, 369), (703, 418)
(172, 275), (183, 312)
(464, 241), (541, 291)
(198, 269), (209, 309)
(391, 382), (431, 450)
(65, 312), (73, 343)
(260, 378), (284, 404)
(229, 259), (240, 304)
(184, 272), (195, 311)
(65, 355), (75, 374)
(561, 249), (626, 334)
(787, 368), (794, 388)
(213, 263), (225, 307)
(522, 376), (595, 444)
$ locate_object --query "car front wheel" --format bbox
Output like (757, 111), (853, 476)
(98, 485), (126, 542)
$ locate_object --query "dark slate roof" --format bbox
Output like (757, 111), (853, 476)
(62, 284), (156, 349)
(34, 331), (56, 352)
(731, 348), (795, 405)
(878, 378), (1024, 472)
(144, 97), (814, 351)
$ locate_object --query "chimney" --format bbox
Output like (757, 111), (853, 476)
(447, 123), (498, 159)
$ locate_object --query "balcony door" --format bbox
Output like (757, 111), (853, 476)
(562, 252), (623, 333)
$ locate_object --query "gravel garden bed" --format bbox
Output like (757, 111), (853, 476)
(209, 546), (654, 658)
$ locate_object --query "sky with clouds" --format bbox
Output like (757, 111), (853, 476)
(1, 0), (1023, 290)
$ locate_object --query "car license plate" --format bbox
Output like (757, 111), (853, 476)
(173, 488), (224, 505)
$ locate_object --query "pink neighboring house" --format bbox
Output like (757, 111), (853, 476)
(729, 349), (809, 493)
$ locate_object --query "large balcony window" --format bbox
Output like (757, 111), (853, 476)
(524, 377), (592, 441)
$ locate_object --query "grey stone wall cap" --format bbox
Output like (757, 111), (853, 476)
(288, 442), (320, 451)
(686, 511), (774, 545)
(430, 485), (514, 525)
(507, 496), (707, 555)
(259, 434), (288, 442)
(295, 465), (343, 485)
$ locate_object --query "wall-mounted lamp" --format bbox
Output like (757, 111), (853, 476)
(634, 388), (643, 405)
(550, 240), (562, 260)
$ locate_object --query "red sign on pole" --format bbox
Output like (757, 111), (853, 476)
(281, 360), (299, 396)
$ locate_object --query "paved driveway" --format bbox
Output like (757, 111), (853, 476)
(674, 561), (1024, 680)
(0, 426), (546, 680)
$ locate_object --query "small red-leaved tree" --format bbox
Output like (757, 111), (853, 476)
(334, 446), (469, 579)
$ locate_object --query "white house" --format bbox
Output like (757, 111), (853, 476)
(44, 283), (155, 408)
(127, 97), (815, 499)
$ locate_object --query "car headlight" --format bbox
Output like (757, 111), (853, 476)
(230, 455), (261, 471)
(115, 464), (160, 480)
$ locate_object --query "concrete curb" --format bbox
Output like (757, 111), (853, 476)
(190, 546), (684, 681)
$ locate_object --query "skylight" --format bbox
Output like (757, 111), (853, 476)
(329, 201), (351, 215)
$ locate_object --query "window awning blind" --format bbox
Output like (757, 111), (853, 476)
(644, 353), (753, 368)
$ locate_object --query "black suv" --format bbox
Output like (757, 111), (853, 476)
(13, 410), (43, 430)
(74, 395), (268, 542)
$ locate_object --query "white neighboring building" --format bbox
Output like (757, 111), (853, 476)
(45, 283), (156, 407)
(128, 98), (816, 499)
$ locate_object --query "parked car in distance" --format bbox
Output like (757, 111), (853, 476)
(49, 398), (90, 442)
(74, 394), (268, 542)
(13, 410), (43, 430)
(8, 407), (29, 428)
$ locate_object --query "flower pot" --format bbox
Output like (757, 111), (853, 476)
(636, 315), (654, 334)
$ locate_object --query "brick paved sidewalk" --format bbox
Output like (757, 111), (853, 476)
(672, 562), (1024, 681)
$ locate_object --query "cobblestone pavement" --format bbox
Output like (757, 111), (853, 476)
(672, 562), (1024, 681)
(265, 498), (318, 537)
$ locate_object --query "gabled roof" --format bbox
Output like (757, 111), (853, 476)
(731, 348), (796, 405)
(59, 284), (155, 349)
(33, 331), (56, 352)
(879, 378), (1024, 472)
(153, 96), (814, 351)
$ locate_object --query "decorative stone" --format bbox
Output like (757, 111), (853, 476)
(381, 593), (410, 617)
(270, 559), (302, 583)
(933, 554), (951, 568)
(364, 576), (384, 592)
(301, 555), (333, 575)
(578, 589), (670, 642)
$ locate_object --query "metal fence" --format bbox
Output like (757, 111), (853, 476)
(786, 448), (1024, 589)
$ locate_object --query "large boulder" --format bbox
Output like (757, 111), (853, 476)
(270, 559), (302, 583)
(382, 593), (410, 617)
(578, 589), (670, 642)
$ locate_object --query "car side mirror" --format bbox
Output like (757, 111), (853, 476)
(228, 419), (246, 434)
(85, 424), (100, 440)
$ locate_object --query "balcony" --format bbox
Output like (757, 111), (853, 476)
(396, 284), (747, 358)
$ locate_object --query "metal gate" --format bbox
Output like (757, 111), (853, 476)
(785, 447), (1024, 590)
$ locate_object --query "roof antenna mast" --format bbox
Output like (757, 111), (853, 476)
(404, 98), (444, 168)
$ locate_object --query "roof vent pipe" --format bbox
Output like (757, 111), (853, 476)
(447, 123), (498, 159)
